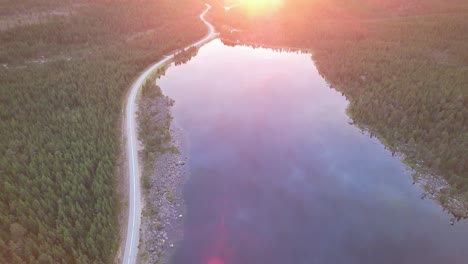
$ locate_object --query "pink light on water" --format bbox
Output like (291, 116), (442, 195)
(208, 257), (225, 264)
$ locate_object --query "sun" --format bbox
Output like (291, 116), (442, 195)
(236, 0), (283, 16)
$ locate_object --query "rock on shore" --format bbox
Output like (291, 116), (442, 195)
(138, 88), (190, 264)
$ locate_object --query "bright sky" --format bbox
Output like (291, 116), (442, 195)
(237, 0), (283, 16)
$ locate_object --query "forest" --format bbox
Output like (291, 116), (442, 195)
(1, 0), (467, 262)
(207, 0), (468, 214)
(137, 80), (176, 191)
(173, 46), (199, 66)
(0, 0), (205, 263)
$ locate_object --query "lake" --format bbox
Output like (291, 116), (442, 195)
(157, 39), (468, 264)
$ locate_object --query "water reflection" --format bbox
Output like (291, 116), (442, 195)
(157, 39), (468, 264)
(219, 39), (468, 220)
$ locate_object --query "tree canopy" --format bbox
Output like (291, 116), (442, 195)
(0, 0), (205, 262)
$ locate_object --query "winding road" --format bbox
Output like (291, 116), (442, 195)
(122, 4), (216, 264)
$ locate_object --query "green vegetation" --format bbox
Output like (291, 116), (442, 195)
(0, 0), (205, 263)
(0, 0), (71, 15)
(138, 81), (174, 161)
(137, 80), (176, 195)
(136, 60), (182, 264)
(156, 223), (163, 231)
(167, 190), (176, 204)
(209, 0), (468, 213)
(174, 46), (199, 65)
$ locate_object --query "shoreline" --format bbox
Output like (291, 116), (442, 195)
(135, 77), (190, 263)
(121, 4), (217, 263)
(139, 103), (191, 262)
(353, 124), (468, 219)
(219, 34), (468, 220)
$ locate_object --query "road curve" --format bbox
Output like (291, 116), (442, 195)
(122, 4), (216, 264)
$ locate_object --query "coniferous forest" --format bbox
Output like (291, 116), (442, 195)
(1, 0), (467, 263)
(207, 0), (468, 214)
(0, 0), (205, 263)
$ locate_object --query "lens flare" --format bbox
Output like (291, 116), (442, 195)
(208, 257), (225, 264)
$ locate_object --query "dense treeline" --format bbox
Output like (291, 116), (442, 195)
(208, 0), (468, 212)
(313, 15), (468, 196)
(174, 46), (199, 65)
(138, 81), (175, 168)
(0, 0), (71, 16)
(0, 0), (205, 63)
(137, 80), (177, 193)
(0, 0), (205, 263)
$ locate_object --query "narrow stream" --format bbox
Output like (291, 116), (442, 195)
(157, 39), (468, 264)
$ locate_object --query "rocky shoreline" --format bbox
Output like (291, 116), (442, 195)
(133, 74), (467, 264)
(137, 84), (190, 264)
(413, 168), (468, 221)
(362, 127), (468, 220)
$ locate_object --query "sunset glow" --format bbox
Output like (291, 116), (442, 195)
(237, 0), (283, 16)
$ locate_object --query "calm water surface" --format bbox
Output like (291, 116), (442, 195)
(157, 40), (468, 264)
